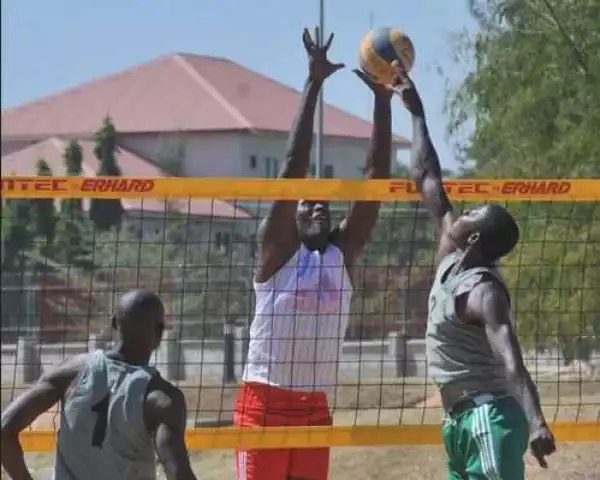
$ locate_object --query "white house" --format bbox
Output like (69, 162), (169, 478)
(1, 52), (409, 175)
(1, 52), (410, 247)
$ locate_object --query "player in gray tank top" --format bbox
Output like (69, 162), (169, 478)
(1, 290), (197, 480)
(427, 251), (514, 396)
(388, 61), (556, 478)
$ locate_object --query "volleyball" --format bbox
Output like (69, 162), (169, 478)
(359, 27), (415, 85)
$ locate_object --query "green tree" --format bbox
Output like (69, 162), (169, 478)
(90, 116), (124, 231)
(33, 159), (57, 245)
(54, 210), (95, 270)
(92, 218), (253, 337)
(62, 140), (84, 214)
(447, 0), (600, 360)
(1, 199), (33, 271)
(55, 140), (94, 270)
(348, 165), (438, 339)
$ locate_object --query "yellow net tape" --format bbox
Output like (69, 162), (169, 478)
(2, 176), (599, 450)
(2, 176), (599, 201)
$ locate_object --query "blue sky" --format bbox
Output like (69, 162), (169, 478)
(1, 0), (476, 170)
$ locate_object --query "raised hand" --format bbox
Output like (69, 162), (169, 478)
(390, 60), (424, 116)
(353, 69), (394, 101)
(302, 27), (344, 83)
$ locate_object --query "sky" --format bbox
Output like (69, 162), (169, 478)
(1, 0), (477, 170)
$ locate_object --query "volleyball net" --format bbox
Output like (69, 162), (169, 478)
(1, 176), (599, 451)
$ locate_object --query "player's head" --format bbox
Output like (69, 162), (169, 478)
(296, 200), (331, 250)
(450, 203), (520, 262)
(112, 289), (165, 359)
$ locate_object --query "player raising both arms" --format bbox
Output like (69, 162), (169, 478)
(234, 28), (394, 480)
(391, 62), (556, 479)
(1, 290), (196, 480)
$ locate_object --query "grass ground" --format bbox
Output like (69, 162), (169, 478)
(2, 376), (598, 479)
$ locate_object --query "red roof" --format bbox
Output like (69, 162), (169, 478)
(1, 53), (409, 145)
(1, 137), (250, 219)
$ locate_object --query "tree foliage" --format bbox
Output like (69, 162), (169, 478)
(92, 219), (253, 336)
(348, 165), (440, 339)
(1, 199), (33, 271)
(33, 159), (57, 245)
(90, 116), (124, 231)
(62, 140), (84, 214)
(447, 0), (600, 359)
(55, 140), (94, 270)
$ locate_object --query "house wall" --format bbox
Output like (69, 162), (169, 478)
(117, 131), (400, 180)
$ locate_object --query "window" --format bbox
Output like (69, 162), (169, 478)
(249, 155), (257, 169)
(264, 157), (280, 178)
(250, 234), (257, 259)
(308, 164), (334, 178)
(215, 232), (231, 252)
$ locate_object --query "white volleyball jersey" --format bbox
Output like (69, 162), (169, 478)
(243, 243), (353, 392)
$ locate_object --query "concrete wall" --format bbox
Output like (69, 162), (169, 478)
(1, 332), (575, 386)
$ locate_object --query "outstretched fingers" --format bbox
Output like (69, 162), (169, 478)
(323, 32), (335, 51)
(391, 60), (408, 84)
(352, 68), (373, 85)
(304, 26), (335, 51)
(302, 28), (314, 51)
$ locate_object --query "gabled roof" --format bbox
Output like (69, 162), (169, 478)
(1, 137), (250, 219)
(1, 53), (409, 146)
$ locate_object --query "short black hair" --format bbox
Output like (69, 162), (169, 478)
(476, 204), (520, 261)
(112, 289), (164, 330)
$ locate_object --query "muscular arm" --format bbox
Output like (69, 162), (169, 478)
(148, 383), (196, 480)
(337, 95), (392, 269)
(255, 78), (323, 282)
(409, 112), (455, 259)
(1, 355), (83, 479)
(465, 281), (547, 432)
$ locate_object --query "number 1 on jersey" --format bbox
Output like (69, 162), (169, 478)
(91, 394), (110, 448)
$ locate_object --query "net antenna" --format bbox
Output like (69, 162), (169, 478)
(315, 0), (325, 179)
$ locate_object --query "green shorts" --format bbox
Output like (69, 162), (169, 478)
(442, 395), (529, 480)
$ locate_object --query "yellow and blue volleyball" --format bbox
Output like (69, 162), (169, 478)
(359, 27), (415, 84)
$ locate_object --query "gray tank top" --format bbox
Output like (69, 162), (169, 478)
(426, 251), (510, 395)
(53, 350), (158, 480)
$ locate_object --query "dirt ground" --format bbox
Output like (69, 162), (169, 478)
(5, 442), (599, 479)
(2, 376), (598, 479)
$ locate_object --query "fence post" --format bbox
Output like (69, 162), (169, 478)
(17, 335), (41, 384)
(389, 332), (417, 377)
(241, 325), (250, 370)
(160, 328), (185, 381)
(223, 320), (236, 384)
(88, 334), (106, 352)
(235, 325), (249, 378)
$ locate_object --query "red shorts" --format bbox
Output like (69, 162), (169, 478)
(234, 382), (333, 480)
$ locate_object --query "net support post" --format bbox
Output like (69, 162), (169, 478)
(159, 328), (186, 381)
(87, 334), (108, 352)
(388, 332), (417, 377)
(235, 324), (249, 379)
(223, 319), (236, 384)
(16, 335), (41, 384)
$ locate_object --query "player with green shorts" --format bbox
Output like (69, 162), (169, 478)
(390, 62), (557, 479)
